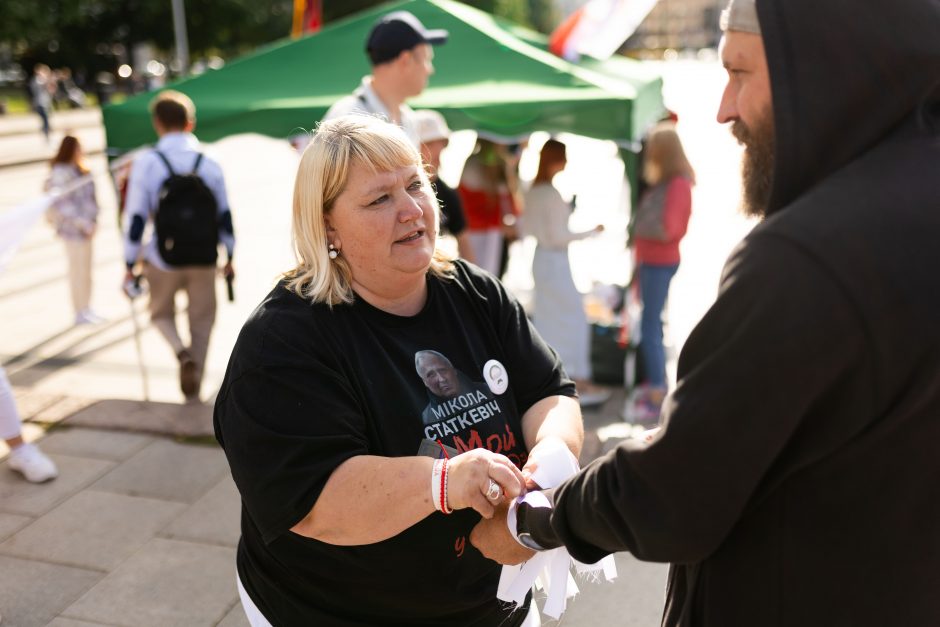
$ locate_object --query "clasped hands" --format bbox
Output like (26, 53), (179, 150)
(441, 449), (538, 565)
(458, 449), (539, 564)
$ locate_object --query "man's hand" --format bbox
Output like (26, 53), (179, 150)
(470, 503), (535, 565)
(122, 270), (142, 299)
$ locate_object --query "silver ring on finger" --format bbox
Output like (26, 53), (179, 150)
(486, 479), (502, 501)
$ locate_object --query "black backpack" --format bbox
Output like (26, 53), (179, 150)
(153, 151), (219, 267)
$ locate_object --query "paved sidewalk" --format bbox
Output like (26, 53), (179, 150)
(0, 109), (105, 168)
(0, 125), (669, 626)
(0, 402), (246, 627)
(0, 387), (666, 627)
(0, 60), (754, 626)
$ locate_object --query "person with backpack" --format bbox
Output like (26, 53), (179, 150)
(122, 90), (235, 402)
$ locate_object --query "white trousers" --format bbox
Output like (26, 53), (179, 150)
(63, 237), (92, 315)
(237, 571), (273, 627)
(0, 367), (23, 441)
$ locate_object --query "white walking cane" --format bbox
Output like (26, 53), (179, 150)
(124, 277), (150, 401)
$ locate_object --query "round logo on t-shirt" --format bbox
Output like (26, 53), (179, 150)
(483, 359), (508, 395)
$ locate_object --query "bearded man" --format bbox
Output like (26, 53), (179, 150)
(470, 0), (940, 625)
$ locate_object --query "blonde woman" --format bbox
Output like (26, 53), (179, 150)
(45, 134), (104, 325)
(630, 121), (695, 421)
(214, 115), (583, 626)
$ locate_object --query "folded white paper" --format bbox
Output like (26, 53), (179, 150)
(498, 437), (618, 619)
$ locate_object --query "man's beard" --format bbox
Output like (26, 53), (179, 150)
(732, 111), (775, 218)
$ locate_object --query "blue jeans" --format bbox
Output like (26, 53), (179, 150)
(638, 262), (679, 388)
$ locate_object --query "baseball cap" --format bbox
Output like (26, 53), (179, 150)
(720, 0), (761, 34)
(414, 109), (451, 143)
(366, 11), (449, 65)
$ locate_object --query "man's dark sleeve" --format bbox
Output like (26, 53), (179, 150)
(527, 234), (874, 564)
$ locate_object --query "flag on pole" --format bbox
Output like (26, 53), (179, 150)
(549, 0), (660, 61)
(292, 0), (322, 38)
(304, 0), (322, 33)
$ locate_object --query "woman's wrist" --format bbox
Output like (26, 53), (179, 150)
(430, 458), (453, 514)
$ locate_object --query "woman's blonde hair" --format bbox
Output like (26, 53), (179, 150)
(285, 114), (454, 305)
(642, 121), (696, 186)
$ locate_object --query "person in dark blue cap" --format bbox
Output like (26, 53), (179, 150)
(323, 10), (448, 147)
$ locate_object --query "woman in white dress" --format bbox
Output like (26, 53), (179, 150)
(524, 139), (607, 405)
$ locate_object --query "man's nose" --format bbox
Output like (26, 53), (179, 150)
(716, 82), (738, 125)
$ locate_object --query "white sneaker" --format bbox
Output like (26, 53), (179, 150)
(7, 443), (59, 483)
(75, 309), (106, 325)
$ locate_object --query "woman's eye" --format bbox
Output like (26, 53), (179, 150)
(369, 194), (388, 206)
(408, 180), (423, 191)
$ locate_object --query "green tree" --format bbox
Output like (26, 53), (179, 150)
(1, 0), (292, 81)
(324, 0), (558, 34)
(1, 0), (560, 86)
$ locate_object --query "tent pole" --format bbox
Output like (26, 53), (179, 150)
(170, 0), (190, 76)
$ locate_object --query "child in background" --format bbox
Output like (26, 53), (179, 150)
(45, 134), (105, 325)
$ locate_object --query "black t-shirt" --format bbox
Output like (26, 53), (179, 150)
(435, 178), (467, 237)
(214, 260), (574, 626)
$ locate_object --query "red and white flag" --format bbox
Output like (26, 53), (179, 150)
(292, 0), (322, 38)
(549, 0), (660, 61)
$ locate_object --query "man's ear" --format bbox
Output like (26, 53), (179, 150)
(185, 119), (196, 133)
(393, 48), (413, 70)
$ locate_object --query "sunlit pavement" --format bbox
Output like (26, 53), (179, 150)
(0, 59), (754, 625)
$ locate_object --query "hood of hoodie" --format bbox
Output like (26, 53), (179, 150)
(756, 0), (940, 215)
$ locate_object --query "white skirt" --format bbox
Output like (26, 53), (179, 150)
(531, 248), (590, 380)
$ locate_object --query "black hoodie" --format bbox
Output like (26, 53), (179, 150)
(528, 1), (940, 625)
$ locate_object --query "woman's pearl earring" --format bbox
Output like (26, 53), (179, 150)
(328, 243), (338, 260)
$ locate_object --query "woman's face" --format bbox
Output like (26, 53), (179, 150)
(326, 160), (438, 290)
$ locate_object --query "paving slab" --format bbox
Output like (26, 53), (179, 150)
(29, 395), (99, 425)
(561, 552), (668, 626)
(10, 387), (65, 421)
(45, 618), (111, 627)
(0, 512), (31, 542)
(90, 438), (229, 503)
(63, 398), (215, 438)
(61, 537), (237, 627)
(161, 474), (241, 548)
(0, 554), (101, 627)
(216, 603), (251, 627)
(0, 490), (187, 571)
(38, 428), (155, 461)
(0, 453), (115, 517)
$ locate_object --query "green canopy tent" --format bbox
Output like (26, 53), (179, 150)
(103, 0), (664, 191)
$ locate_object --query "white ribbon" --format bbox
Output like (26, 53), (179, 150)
(0, 173), (102, 278)
(497, 437), (618, 619)
(0, 196), (53, 277)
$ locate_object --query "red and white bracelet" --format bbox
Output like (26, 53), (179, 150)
(431, 458), (453, 514)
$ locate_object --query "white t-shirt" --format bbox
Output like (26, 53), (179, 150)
(322, 76), (421, 148)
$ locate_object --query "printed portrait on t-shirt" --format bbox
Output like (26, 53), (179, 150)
(414, 350), (497, 426)
(414, 350), (524, 469)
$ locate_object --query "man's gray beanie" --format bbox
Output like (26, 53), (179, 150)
(720, 0), (761, 34)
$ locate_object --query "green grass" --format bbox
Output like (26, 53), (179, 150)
(0, 86), (127, 114)
(0, 87), (31, 114)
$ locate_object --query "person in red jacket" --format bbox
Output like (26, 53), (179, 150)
(631, 121), (694, 420)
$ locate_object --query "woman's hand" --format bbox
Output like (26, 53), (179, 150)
(446, 449), (526, 519)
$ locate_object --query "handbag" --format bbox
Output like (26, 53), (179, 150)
(630, 182), (669, 241)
